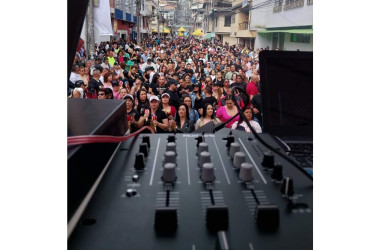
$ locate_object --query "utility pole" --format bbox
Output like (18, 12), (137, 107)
(157, 0), (160, 35)
(86, 0), (95, 59)
(136, 0), (141, 44)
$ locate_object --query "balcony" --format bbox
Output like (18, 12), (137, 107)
(239, 22), (248, 30)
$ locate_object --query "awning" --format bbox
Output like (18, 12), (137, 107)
(258, 28), (313, 35)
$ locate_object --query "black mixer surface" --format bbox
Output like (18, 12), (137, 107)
(68, 129), (313, 250)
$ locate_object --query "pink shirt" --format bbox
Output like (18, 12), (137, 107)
(113, 91), (121, 99)
(216, 106), (240, 129)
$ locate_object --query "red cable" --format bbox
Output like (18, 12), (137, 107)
(68, 126), (155, 146)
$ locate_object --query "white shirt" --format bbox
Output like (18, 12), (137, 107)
(231, 120), (262, 133)
(149, 71), (156, 83)
(69, 72), (81, 84)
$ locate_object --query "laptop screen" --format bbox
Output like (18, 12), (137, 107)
(259, 51), (313, 138)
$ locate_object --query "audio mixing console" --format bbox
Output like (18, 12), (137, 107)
(68, 128), (313, 250)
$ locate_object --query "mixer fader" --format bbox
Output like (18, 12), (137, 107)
(68, 129), (313, 250)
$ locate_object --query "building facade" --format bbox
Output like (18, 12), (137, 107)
(251, 0), (313, 51)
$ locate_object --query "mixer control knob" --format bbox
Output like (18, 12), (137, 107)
(197, 142), (209, 155)
(139, 143), (149, 157)
(262, 151), (274, 169)
(164, 151), (177, 165)
(201, 163), (215, 182)
(233, 152), (246, 169)
(229, 142), (240, 158)
(126, 188), (137, 197)
(142, 136), (150, 148)
(239, 162), (254, 182)
(162, 163), (177, 183)
(280, 177), (294, 196)
(134, 153), (145, 170)
(199, 151), (211, 167)
(166, 142), (177, 153)
(132, 175), (139, 182)
(167, 135), (176, 143)
(195, 135), (203, 147)
(271, 163), (283, 181)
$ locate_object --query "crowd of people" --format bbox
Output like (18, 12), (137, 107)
(68, 36), (263, 134)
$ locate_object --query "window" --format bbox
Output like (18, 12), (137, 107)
(284, 0), (304, 10)
(273, 0), (283, 12)
(224, 16), (231, 27)
(231, 15), (235, 24)
(307, 0), (313, 5)
(290, 34), (311, 43)
(215, 17), (218, 27)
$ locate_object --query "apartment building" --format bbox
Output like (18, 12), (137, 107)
(251, 0), (313, 51)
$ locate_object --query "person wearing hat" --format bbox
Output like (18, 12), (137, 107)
(139, 95), (168, 133)
(164, 79), (181, 110)
(124, 94), (141, 133)
(160, 93), (176, 121)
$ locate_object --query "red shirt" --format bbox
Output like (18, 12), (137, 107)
(246, 81), (259, 98)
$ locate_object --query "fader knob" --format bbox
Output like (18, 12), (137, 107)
(166, 142), (176, 153)
(262, 151), (274, 169)
(167, 135), (176, 143)
(134, 153), (145, 170)
(256, 204), (280, 231)
(233, 152), (246, 169)
(199, 151), (211, 167)
(280, 177), (294, 196)
(229, 142), (240, 158)
(164, 151), (176, 165)
(201, 163), (215, 182)
(239, 162), (254, 182)
(139, 143), (149, 157)
(271, 163), (283, 181)
(197, 142), (209, 155)
(142, 136), (150, 148)
(162, 163), (177, 183)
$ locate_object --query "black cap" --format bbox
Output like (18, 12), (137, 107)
(114, 62), (119, 65)
(193, 82), (201, 88)
(75, 80), (85, 88)
(112, 80), (120, 86)
(147, 58), (153, 63)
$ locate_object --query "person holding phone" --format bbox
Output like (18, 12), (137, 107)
(139, 95), (168, 133)
(124, 94), (142, 133)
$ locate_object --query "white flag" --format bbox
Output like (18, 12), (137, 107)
(94, 0), (113, 36)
